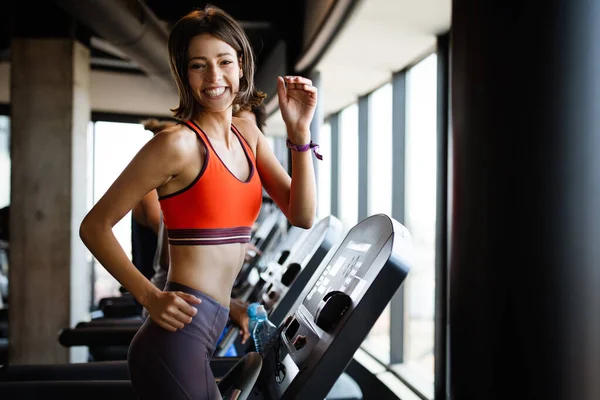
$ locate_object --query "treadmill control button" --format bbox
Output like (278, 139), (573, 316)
(315, 291), (352, 332)
(281, 263), (301, 287)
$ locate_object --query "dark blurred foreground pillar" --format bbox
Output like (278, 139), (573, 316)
(449, 1), (600, 399)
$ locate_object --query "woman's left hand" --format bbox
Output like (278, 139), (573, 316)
(244, 243), (262, 263)
(277, 76), (318, 142)
(229, 298), (251, 344)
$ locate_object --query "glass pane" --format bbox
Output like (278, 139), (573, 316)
(317, 122), (331, 219)
(361, 304), (391, 364)
(398, 53), (438, 391)
(361, 83), (394, 364)
(0, 116), (10, 209)
(92, 121), (152, 305)
(368, 83), (393, 216)
(338, 104), (359, 232)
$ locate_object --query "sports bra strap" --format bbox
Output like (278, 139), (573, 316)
(185, 120), (255, 162)
(231, 123), (255, 159)
(185, 120), (210, 147)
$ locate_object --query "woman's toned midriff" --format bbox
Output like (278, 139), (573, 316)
(167, 243), (247, 306)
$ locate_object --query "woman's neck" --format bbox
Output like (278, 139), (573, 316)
(192, 109), (234, 145)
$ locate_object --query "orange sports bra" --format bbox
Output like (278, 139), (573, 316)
(158, 120), (262, 245)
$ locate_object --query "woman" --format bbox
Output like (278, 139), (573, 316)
(79, 5), (318, 400)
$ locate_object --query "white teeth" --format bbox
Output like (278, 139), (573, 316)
(204, 87), (226, 97)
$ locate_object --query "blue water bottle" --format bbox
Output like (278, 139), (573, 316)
(247, 302), (260, 338)
(252, 305), (278, 354)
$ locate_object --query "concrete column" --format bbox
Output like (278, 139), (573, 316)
(9, 38), (90, 364)
(450, 0), (600, 399)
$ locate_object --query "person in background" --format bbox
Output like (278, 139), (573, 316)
(131, 120), (175, 282)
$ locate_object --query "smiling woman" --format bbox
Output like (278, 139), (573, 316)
(167, 7), (265, 121)
(186, 35), (246, 112)
(78, 4), (319, 399)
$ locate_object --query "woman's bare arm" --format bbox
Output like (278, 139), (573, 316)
(233, 77), (318, 229)
(79, 127), (194, 310)
(254, 128), (316, 228)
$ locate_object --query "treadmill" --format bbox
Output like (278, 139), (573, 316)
(215, 215), (342, 356)
(232, 210), (288, 298)
(254, 213), (411, 399)
(0, 214), (411, 400)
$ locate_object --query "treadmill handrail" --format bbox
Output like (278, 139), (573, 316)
(58, 327), (137, 347)
(0, 355), (262, 400)
(217, 352), (262, 400)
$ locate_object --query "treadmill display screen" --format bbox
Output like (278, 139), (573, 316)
(303, 241), (372, 316)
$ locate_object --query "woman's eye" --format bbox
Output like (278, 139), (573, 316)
(190, 64), (205, 70)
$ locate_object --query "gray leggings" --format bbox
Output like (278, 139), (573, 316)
(128, 281), (230, 399)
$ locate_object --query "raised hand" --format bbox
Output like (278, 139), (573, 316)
(146, 290), (201, 332)
(277, 76), (318, 143)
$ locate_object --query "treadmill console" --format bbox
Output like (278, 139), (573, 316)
(268, 214), (412, 400)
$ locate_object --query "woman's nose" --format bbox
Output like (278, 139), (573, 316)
(206, 65), (222, 82)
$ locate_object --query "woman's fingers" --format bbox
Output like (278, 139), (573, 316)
(160, 292), (201, 329)
(175, 291), (202, 306)
(284, 76), (312, 86)
(283, 78), (317, 100)
(154, 307), (192, 331)
(282, 76), (316, 92)
(149, 291), (203, 332)
(173, 293), (200, 318)
(302, 84), (318, 97)
(160, 313), (186, 331)
(277, 76), (287, 105)
(240, 327), (250, 344)
(171, 307), (194, 325)
(174, 293), (202, 318)
(156, 321), (177, 332)
(170, 297), (198, 322)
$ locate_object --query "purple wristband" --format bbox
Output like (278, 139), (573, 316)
(286, 139), (323, 160)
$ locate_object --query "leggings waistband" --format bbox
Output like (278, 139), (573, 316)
(163, 281), (230, 352)
(164, 281), (230, 313)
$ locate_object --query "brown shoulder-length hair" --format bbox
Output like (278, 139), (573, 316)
(168, 5), (266, 120)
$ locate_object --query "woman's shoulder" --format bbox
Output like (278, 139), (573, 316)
(155, 121), (192, 138)
(140, 122), (201, 170)
(152, 122), (197, 150)
(232, 116), (261, 147)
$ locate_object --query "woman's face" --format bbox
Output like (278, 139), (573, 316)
(187, 33), (242, 112)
